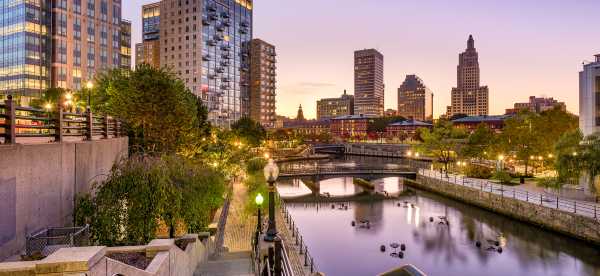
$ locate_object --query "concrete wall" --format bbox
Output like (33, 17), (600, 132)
(0, 138), (128, 261)
(0, 234), (209, 276)
(406, 176), (600, 245)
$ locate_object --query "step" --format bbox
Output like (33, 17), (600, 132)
(195, 257), (253, 276)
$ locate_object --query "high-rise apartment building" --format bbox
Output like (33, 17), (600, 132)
(579, 54), (600, 136)
(397, 75), (433, 121)
(447, 35), (489, 117)
(0, 1), (124, 105)
(141, 2), (160, 68)
(249, 39), (276, 128)
(135, 43), (144, 65)
(316, 90), (354, 120)
(354, 49), (384, 117)
(120, 20), (132, 70)
(160, 0), (253, 127)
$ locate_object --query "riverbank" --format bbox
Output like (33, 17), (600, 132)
(405, 175), (600, 245)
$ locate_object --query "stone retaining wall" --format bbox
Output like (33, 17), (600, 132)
(406, 176), (600, 245)
(0, 138), (128, 260)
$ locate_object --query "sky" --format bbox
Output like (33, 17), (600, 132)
(124, 0), (600, 119)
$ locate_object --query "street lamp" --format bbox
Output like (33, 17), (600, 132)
(255, 193), (264, 233)
(85, 81), (93, 107)
(263, 159), (279, 242)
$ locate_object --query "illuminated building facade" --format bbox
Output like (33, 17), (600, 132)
(354, 49), (384, 117)
(141, 2), (160, 68)
(120, 19), (131, 69)
(0, 0), (123, 105)
(249, 38), (276, 128)
(397, 75), (433, 121)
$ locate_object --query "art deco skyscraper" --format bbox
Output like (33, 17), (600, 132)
(354, 49), (384, 117)
(397, 75), (433, 121)
(447, 35), (489, 117)
(249, 39), (276, 128)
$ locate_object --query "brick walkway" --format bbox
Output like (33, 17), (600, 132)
(223, 181), (255, 253)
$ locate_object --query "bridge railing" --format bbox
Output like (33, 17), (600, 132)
(279, 165), (415, 176)
(419, 169), (600, 220)
(0, 95), (122, 144)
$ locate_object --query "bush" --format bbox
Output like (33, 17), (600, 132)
(246, 157), (267, 173)
(493, 171), (513, 184)
(465, 165), (493, 179)
(536, 177), (562, 190)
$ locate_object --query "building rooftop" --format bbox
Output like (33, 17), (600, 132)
(331, 114), (373, 120)
(388, 119), (432, 127)
(452, 115), (513, 123)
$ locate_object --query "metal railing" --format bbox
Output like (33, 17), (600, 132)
(279, 164), (415, 178)
(0, 95), (122, 144)
(418, 169), (600, 220)
(25, 225), (89, 256)
(277, 194), (320, 275)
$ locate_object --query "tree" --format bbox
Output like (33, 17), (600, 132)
(418, 121), (467, 176)
(367, 116), (405, 133)
(92, 65), (199, 154)
(461, 123), (495, 160)
(497, 111), (541, 176)
(554, 129), (583, 183)
(231, 117), (266, 147)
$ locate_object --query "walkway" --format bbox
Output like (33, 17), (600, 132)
(419, 168), (600, 219)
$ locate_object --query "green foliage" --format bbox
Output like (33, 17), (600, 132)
(465, 165), (493, 179)
(92, 65), (199, 154)
(554, 130), (583, 182)
(418, 121), (467, 173)
(231, 117), (267, 147)
(367, 116), (405, 133)
(492, 171), (513, 184)
(76, 154), (226, 246)
(245, 170), (268, 214)
(536, 177), (562, 190)
(247, 157), (267, 173)
(461, 124), (495, 160)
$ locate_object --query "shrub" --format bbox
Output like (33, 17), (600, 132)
(465, 165), (493, 179)
(246, 157), (267, 173)
(493, 171), (513, 184)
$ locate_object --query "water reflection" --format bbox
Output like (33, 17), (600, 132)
(283, 176), (600, 276)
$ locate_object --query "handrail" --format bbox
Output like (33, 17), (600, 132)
(418, 169), (600, 220)
(0, 96), (122, 144)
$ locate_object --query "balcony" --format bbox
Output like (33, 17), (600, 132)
(240, 21), (249, 27)
(216, 67), (225, 73)
(239, 28), (248, 34)
(216, 25), (225, 32)
(207, 5), (217, 12)
(202, 17), (210, 26)
(202, 54), (211, 61)
(220, 61), (230, 67)
(208, 14), (218, 21)
(222, 77), (231, 83)
(207, 40), (217, 46)
(220, 84), (230, 90)
(221, 45), (231, 51)
(222, 20), (231, 27)
(222, 54), (232, 59)
(221, 12), (230, 19)
(208, 74), (217, 79)
(214, 34), (224, 41)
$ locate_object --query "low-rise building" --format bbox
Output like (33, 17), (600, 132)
(505, 96), (566, 114)
(316, 90), (354, 120)
(283, 119), (331, 136)
(452, 115), (513, 132)
(386, 119), (432, 137)
(330, 114), (373, 138)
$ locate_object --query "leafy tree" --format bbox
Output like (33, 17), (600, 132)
(461, 123), (495, 160)
(554, 130), (583, 182)
(536, 107), (578, 155)
(367, 116), (405, 133)
(231, 117), (266, 147)
(497, 111), (541, 176)
(92, 64), (199, 154)
(418, 121), (467, 176)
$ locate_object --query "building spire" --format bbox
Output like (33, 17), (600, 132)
(467, 34), (475, 50)
(296, 104), (305, 121)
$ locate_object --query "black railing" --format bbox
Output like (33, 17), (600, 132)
(419, 169), (600, 220)
(279, 164), (414, 178)
(0, 95), (122, 144)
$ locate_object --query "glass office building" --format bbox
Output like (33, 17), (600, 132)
(141, 2), (160, 68)
(0, 0), (50, 104)
(0, 0), (123, 105)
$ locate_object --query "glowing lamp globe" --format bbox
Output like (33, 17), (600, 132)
(263, 159), (279, 182)
(255, 193), (264, 206)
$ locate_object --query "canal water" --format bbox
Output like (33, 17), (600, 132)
(277, 157), (600, 276)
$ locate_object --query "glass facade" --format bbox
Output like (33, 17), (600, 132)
(141, 2), (160, 68)
(202, 0), (252, 126)
(0, 0), (50, 103)
(120, 20), (131, 69)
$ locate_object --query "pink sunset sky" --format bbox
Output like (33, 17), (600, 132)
(125, 0), (600, 119)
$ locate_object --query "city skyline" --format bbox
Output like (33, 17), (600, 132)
(125, 0), (600, 119)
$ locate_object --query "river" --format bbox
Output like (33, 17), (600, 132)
(276, 156), (600, 276)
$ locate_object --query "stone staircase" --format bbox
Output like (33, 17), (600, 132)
(195, 251), (253, 276)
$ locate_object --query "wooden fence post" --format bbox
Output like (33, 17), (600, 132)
(55, 103), (63, 142)
(86, 107), (93, 140)
(5, 95), (16, 144)
(103, 115), (109, 139)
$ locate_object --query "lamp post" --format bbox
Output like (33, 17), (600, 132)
(255, 193), (264, 233)
(263, 159), (279, 242)
(86, 81), (93, 107)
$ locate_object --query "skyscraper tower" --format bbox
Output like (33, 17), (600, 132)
(397, 75), (433, 121)
(447, 35), (489, 116)
(141, 2), (161, 68)
(249, 39), (277, 128)
(354, 49), (384, 117)
(579, 54), (600, 136)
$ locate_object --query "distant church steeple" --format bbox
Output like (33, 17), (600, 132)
(296, 105), (305, 121)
